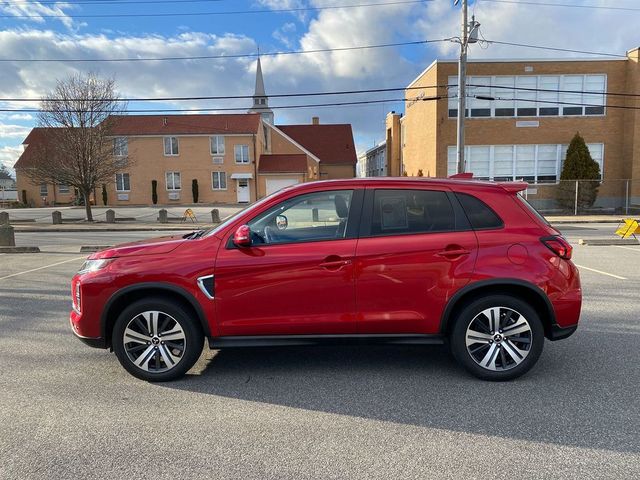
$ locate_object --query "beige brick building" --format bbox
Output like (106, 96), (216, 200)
(391, 47), (640, 210)
(14, 58), (357, 207)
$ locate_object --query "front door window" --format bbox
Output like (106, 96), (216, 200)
(247, 190), (353, 245)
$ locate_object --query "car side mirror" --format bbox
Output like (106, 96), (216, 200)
(276, 214), (288, 231)
(233, 224), (252, 248)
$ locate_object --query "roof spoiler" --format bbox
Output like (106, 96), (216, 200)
(449, 173), (474, 179)
(498, 181), (528, 193)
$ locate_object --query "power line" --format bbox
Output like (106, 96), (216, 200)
(0, 38), (444, 63)
(3, 0), (228, 5)
(0, 0), (433, 18)
(482, 39), (628, 58)
(481, 0), (640, 12)
(476, 95), (639, 111)
(0, 96), (445, 113)
(3, 85), (442, 103)
(5, 82), (640, 103)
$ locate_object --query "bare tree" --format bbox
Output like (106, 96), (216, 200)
(25, 73), (128, 221)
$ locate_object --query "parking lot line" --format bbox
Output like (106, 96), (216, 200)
(0, 256), (86, 281)
(574, 264), (627, 280)
(614, 245), (640, 253)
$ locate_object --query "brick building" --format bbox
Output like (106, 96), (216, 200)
(390, 47), (640, 210)
(14, 58), (357, 206)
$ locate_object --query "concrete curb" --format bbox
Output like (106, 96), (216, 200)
(79, 246), (112, 253)
(578, 238), (639, 246)
(550, 219), (623, 224)
(0, 246), (41, 253)
(13, 226), (205, 233)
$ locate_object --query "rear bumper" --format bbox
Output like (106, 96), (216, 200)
(547, 323), (578, 341)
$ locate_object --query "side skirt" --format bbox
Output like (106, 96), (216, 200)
(208, 334), (446, 349)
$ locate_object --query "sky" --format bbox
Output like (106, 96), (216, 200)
(0, 0), (639, 176)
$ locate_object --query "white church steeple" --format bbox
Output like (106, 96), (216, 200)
(248, 56), (274, 124)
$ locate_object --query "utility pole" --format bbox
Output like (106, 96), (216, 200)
(453, 0), (480, 174)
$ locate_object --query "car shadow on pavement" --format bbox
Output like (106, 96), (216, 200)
(162, 333), (639, 455)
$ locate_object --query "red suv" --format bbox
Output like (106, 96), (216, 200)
(70, 178), (581, 382)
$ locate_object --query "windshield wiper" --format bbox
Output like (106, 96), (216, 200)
(183, 229), (205, 240)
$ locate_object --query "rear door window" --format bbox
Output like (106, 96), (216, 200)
(368, 189), (456, 236)
(455, 193), (503, 230)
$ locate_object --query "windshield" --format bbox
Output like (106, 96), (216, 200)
(203, 195), (274, 238)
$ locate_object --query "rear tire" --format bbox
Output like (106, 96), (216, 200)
(450, 295), (544, 381)
(112, 297), (204, 382)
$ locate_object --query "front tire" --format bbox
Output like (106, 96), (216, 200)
(112, 298), (204, 382)
(450, 295), (544, 381)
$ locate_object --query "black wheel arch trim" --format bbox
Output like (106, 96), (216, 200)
(440, 278), (557, 335)
(100, 282), (211, 345)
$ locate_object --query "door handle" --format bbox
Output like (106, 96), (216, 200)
(320, 256), (352, 270)
(436, 247), (470, 259)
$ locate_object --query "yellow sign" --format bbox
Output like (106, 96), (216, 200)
(615, 219), (640, 239)
(182, 208), (197, 223)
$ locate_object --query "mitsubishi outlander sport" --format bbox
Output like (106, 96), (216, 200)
(70, 178), (581, 381)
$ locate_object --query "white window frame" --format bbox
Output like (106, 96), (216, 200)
(113, 137), (128, 157)
(163, 136), (179, 156)
(448, 74), (607, 119)
(58, 184), (70, 194)
(447, 142), (604, 184)
(210, 135), (225, 155)
(165, 171), (181, 191)
(211, 171), (227, 190)
(115, 173), (131, 192)
(234, 144), (250, 164)
(39, 184), (48, 196)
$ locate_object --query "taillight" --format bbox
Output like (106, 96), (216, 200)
(541, 235), (572, 260)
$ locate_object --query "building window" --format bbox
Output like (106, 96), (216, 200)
(40, 184), (48, 196)
(210, 135), (225, 155)
(448, 74), (607, 119)
(447, 143), (604, 184)
(113, 137), (128, 156)
(212, 171), (227, 190)
(166, 171), (181, 190)
(234, 145), (250, 164)
(164, 137), (179, 156)
(116, 173), (130, 192)
(58, 184), (70, 194)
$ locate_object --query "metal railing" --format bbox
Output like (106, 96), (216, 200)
(524, 179), (640, 216)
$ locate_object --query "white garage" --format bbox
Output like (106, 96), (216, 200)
(265, 177), (300, 195)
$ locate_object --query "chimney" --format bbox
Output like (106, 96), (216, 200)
(312, 116), (320, 125)
(163, 117), (168, 126)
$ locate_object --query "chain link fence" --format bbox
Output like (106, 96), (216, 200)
(522, 179), (640, 216)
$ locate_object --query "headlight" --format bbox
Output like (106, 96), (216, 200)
(78, 259), (113, 274)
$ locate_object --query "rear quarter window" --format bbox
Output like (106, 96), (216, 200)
(455, 193), (503, 230)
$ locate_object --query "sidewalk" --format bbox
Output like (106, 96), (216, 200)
(12, 222), (211, 232)
(544, 215), (628, 224)
(8, 214), (632, 232)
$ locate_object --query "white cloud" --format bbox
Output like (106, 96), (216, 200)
(273, 22), (297, 48)
(0, 1), (76, 29)
(0, 123), (31, 138)
(0, 145), (22, 174)
(416, 0), (637, 60)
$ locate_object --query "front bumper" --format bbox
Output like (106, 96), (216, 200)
(70, 311), (106, 349)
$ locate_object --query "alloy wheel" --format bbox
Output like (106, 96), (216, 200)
(465, 306), (533, 372)
(122, 310), (186, 373)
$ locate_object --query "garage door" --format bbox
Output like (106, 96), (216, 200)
(266, 178), (299, 195)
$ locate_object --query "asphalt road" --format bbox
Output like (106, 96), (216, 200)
(0, 241), (639, 478)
